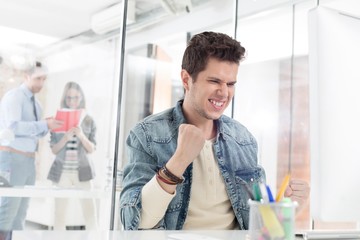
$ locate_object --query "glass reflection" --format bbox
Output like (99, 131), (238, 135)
(0, 16), (120, 231)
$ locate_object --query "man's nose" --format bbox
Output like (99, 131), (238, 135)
(217, 83), (229, 97)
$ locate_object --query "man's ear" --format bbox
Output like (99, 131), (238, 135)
(181, 69), (191, 91)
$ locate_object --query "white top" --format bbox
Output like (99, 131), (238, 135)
(140, 140), (238, 229)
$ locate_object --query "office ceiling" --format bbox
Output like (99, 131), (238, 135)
(0, 0), (210, 39)
(0, 0), (358, 40)
(0, 0), (118, 38)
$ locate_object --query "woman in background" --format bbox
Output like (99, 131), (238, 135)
(47, 81), (98, 230)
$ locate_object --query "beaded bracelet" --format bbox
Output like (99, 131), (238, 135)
(161, 165), (184, 184)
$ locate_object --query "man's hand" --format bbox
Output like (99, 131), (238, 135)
(175, 124), (205, 165)
(284, 179), (310, 210)
(165, 124), (205, 177)
(156, 124), (205, 194)
(46, 117), (63, 130)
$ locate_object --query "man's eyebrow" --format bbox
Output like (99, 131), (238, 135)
(207, 76), (220, 81)
(207, 77), (237, 84)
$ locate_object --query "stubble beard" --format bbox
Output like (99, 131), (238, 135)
(193, 100), (222, 121)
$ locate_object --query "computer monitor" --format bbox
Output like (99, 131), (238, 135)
(309, 6), (360, 224)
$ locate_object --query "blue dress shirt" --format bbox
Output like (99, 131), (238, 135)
(0, 83), (48, 152)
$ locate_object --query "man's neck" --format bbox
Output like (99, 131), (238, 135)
(204, 121), (217, 140)
(181, 101), (218, 139)
(189, 118), (217, 140)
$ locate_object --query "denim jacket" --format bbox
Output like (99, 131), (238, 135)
(120, 100), (266, 230)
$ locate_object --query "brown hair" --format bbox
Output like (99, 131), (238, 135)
(60, 81), (86, 109)
(27, 61), (48, 75)
(181, 31), (246, 81)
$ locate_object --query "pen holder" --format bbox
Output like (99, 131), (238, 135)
(248, 199), (297, 240)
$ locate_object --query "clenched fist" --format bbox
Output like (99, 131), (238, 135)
(174, 124), (206, 167)
(284, 179), (310, 211)
(165, 124), (206, 178)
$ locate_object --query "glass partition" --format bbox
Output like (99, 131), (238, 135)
(115, 0), (235, 229)
(0, 2), (123, 231)
(234, 0), (360, 231)
(309, 0), (360, 230)
(234, 2), (313, 230)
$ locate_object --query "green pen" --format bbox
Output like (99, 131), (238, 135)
(252, 183), (262, 201)
(282, 197), (295, 240)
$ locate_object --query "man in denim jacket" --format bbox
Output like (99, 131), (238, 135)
(120, 31), (309, 230)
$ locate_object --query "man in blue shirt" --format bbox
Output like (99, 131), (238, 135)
(0, 62), (63, 235)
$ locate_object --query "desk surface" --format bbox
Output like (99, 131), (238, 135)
(12, 230), (306, 240)
(12, 230), (247, 240)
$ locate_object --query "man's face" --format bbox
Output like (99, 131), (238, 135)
(25, 68), (47, 93)
(182, 57), (239, 122)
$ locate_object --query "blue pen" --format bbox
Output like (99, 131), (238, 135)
(266, 185), (275, 202)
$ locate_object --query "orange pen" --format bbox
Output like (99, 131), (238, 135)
(275, 173), (291, 202)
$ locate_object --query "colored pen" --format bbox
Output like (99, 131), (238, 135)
(253, 183), (262, 201)
(258, 205), (285, 238)
(281, 197), (294, 239)
(275, 173), (291, 202)
(266, 185), (275, 202)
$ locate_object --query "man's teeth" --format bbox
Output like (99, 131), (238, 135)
(210, 100), (223, 107)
